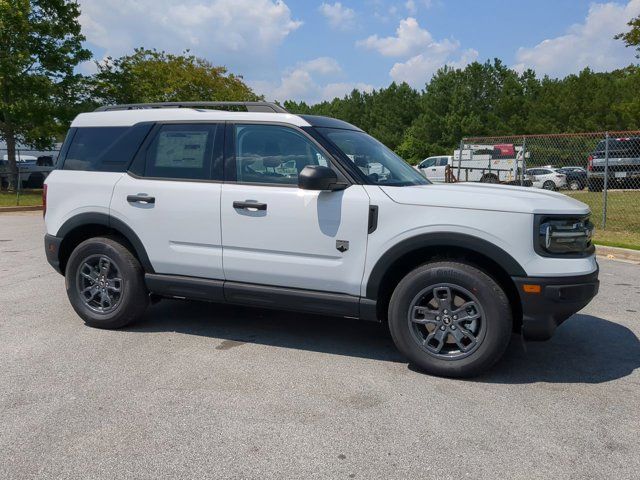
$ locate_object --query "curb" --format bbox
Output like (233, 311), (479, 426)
(0, 205), (43, 213)
(595, 244), (640, 263)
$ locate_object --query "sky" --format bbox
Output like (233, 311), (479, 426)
(76, 0), (640, 104)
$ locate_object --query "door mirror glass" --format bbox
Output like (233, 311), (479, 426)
(298, 165), (345, 191)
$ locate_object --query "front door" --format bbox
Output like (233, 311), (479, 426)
(221, 123), (370, 296)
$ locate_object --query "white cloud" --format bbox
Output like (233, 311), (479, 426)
(78, 0), (302, 63)
(322, 82), (375, 100)
(318, 2), (356, 30)
(302, 57), (342, 75)
(390, 47), (478, 86)
(357, 17), (433, 57)
(513, 0), (640, 77)
(405, 0), (417, 15)
(250, 57), (373, 103)
(358, 17), (477, 87)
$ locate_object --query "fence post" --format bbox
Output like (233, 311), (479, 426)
(16, 164), (21, 206)
(602, 132), (609, 230)
(457, 139), (464, 181)
(521, 136), (527, 185)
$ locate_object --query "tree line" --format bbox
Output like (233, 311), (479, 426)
(285, 62), (640, 161)
(2, 1), (640, 190)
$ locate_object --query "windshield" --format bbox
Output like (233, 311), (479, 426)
(318, 128), (430, 186)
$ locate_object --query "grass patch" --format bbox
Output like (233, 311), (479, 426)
(564, 190), (640, 250)
(0, 189), (43, 207)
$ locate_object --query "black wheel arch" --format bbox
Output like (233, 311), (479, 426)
(56, 212), (154, 275)
(365, 232), (526, 328)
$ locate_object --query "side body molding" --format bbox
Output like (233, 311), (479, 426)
(56, 212), (155, 273)
(365, 232), (527, 299)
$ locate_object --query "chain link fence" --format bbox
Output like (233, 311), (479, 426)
(0, 148), (60, 206)
(450, 132), (640, 249)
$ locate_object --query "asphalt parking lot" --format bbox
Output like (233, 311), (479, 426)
(1, 211), (639, 479)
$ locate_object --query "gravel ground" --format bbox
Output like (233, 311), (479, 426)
(1, 211), (639, 479)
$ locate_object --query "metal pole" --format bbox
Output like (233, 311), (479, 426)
(602, 132), (609, 230)
(16, 162), (20, 206)
(521, 136), (527, 186)
(456, 139), (464, 182)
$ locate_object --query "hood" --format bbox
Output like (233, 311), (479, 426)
(380, 183), (590, 215)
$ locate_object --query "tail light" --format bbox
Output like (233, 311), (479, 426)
(587, 155), (593, 171)
(42, 184), (47, 218)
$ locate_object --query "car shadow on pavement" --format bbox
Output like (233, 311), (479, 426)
(129, 299), (405, 363)
(129, 302), (639, 383)
(478, 314), (640, 384)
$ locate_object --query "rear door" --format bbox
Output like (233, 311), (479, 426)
(110, 123), (225, 279)
(220, 123), (370, 296)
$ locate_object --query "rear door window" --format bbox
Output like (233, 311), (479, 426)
(141, 124), (218, 180)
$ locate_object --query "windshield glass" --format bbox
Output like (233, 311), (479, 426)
(318, 128), (430, 186)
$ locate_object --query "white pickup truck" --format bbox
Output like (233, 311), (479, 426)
(417, 144), (531, 185)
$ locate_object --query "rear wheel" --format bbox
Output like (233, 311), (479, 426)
(26, 173), (44, 188)
(65, 237), (149, 329)
(542, 180), (556, 190)
(587, 179), (603, 192)
(388, 261), (512, 378)
(568, 179), (582, 191)
(480, 174), (499, 184)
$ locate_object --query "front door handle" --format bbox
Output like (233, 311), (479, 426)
(233, 201), (267, 211)
(127, 194), (155, 204)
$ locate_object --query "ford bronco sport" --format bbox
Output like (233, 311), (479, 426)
(43, 102), (599, 377)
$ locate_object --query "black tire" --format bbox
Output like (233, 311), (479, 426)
(65, 236), (149, 329)
(26, 173), (44, 189)
(480, 174), (499, 184)
(568, 179), (582, 191)
(587, 179), (603, 192)
(542, 180), (556, 191)
(388, 261), (512, 378)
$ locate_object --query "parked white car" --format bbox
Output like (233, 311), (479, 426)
(415, 156), (451, 182)
(44, 101), (598, 378)
(526, 168), (567, 190)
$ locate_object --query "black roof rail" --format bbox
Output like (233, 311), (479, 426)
(94, 101), (289, 113)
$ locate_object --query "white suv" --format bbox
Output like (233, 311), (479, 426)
(43, 102), (599, 378)
(527, 167), (568, 190)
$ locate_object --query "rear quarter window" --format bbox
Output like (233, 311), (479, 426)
(62, 125), (152, 171)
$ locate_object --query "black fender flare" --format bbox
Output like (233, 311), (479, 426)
(365, 232), (527, 299)
(56, 212), (155, 273)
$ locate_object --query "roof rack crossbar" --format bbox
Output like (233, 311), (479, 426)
(94, 101), (288, 113)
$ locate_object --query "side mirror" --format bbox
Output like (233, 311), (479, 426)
(298, 165), (347, 191)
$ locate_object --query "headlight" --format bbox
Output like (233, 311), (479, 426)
(535, 215), (594, 256)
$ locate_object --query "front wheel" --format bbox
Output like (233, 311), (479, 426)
(388, 261), (512, 378)
(65, 236), (149, 329)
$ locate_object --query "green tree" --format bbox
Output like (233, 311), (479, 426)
(0, 0), (91, 190)
(615, 14), (640, 57)
(92, 48), (260, 105)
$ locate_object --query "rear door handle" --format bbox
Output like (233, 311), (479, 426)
(127, 194), (155, 204)
(233, 201), (267, 211)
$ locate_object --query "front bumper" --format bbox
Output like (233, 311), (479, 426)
(512, 267), (599, 340)
(44, 234), (63, 274)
